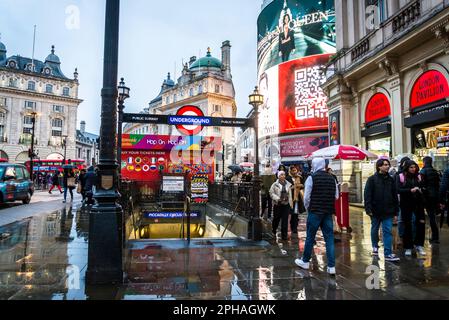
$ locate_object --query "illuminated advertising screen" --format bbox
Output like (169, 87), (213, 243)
(257, 0), (335, 74)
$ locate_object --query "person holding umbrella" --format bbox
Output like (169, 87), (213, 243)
(62, 159), (76, 203)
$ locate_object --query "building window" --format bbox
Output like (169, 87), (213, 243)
(25, 101), (36, 110)
(166, 96), (170, 104)
(199, 84), (203, 94)
(0, 112), (5, 125)
(0, 125), (4, 141)
(53, 105), (64, 113)
(46, 84), (53, 94)
(52, 130), (62, 137)
(365, 0), (386, 31)
(78, 148), (82, 158)
(189, 88), (194, 97)
(23, 127), (33, 134)
(86, 150), (91, 163)
(8, 78), (17, 88)
(63, 87), (70, 96)
(0, 97), (6, 108)
(215, 84), (220, 93)
(52, 118), (63, 128)
(213, 105), (222, 112)
(23, 116), (33, 125)
(28, 81), (36, 91)
(173, 94), (177, 103)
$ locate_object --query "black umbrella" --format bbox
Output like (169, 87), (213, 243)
(228, 165), (243, 173)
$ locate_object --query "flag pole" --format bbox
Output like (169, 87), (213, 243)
(31, 25), (37, 71)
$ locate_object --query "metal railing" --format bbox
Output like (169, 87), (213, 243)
(209, 182), (254, 219)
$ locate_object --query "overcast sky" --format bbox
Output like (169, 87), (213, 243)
(0, 0), (261, 134)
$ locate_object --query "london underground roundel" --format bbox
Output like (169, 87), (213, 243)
(175, 105), (205, 136)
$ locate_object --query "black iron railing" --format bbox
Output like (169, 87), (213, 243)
(209, 182), (254, 219)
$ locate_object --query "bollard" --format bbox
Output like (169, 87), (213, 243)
(340, 183), (351, 233)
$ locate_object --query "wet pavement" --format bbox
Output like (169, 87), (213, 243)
(0, 201), (449, 300)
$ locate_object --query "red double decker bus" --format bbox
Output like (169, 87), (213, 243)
(24, 159), (86, 174)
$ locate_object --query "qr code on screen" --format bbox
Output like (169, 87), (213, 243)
(295, 66), (328, 120)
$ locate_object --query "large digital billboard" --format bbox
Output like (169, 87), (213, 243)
(257, 0), (335, 74)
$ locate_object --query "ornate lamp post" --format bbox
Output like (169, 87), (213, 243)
(28, 111), (38, 183)
(61, 135), (68, 163)
(117, 77), (130, 172)
(248, 86), (264, 241)
(86, 0), (123, 285)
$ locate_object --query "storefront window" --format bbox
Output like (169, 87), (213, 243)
(367, 137), (391, 157)
(414, 125), (449, 172)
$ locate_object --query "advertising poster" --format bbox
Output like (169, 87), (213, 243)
(279, 54), (332, 134)
(258, 65), (280, 139)
(329, 110), (340, 146)
(280, 136), (328, 157)
(191, 174), (209, 204)
(257, 0), (335, 74)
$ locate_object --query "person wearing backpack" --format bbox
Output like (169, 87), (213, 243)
(420, 157), (440, 244)
(396, 160), (426, 257)
(364, 159), (400, 262)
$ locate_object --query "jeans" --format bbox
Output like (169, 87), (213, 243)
(425, 198), (439, 241)
(302, 212), (335, 268)
(272, 204), (290, 239)
(402, 206), (425, 249)
(370, 216), (394, 256)
(64, 186), (73, 201)
(290, 201), (299, 233)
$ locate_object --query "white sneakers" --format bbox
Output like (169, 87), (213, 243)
(295, 259), (309, 270)
(295, 259), (336, 275)
(405, 249), (412, 256)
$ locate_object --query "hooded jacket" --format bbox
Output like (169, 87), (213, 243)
(304, 158), (339, 214)
(269, 179), (293, 208)
(364, 172), (399, 218)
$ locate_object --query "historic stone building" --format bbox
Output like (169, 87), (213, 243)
(0, 41), (81, 163)
(322, 0), (449, 202)
(124, 41), (237, 172)
(75, 121), (99, 167)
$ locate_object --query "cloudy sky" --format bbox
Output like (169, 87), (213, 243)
(0, 0), (262, 133)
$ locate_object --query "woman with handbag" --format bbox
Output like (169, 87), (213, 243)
(287, 166), (305, 234)
(63, 160), (76, 203)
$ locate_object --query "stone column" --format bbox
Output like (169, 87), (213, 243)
(389, 75), (406, 156)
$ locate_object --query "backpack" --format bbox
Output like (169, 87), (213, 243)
(399, 173), (421, 185)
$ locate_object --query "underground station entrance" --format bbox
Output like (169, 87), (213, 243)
(120, 106), (260, 243)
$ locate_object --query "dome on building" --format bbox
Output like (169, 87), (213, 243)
(189, 48), (222, 70)
(45, 45), (61, 64)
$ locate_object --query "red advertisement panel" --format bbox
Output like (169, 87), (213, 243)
(279, 54), (331, 134)
(365, 93), (391, 124)
(280, 136), (328, 157)
(410, 70), (449, 110)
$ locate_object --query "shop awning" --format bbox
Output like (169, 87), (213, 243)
(361, 122), (391, 137)
(404, 104), (449, 128)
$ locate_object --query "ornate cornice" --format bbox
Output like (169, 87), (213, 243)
(0, 86), (83, 104)
(377, 55), (399, 77)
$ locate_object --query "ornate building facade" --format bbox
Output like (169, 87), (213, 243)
(0, 41), (82, 163)
(124, 41), (237, 173)
(75, 121), (99, 167)
(322, 0), (449, 202)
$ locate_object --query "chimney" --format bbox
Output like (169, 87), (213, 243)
(189, 56), (197, 66)
(221, 41), (231, 78)
(80, 121), (86, 134)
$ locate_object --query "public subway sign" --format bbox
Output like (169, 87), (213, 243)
(365, 93), (391, 124)
(411, 70), (449, 110)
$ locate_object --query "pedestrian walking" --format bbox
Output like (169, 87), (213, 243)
(261, 164), (276, 220)
(84, 166), (97, 205)
(48, 170), (63, 194)
(395, 156), (411, 240)
(364, 159), (400, 262)
(397, 160), (426, 257)
(63, 160), (76, 203)
(295, 158), (339, 275)
(78, 169), (87, 202)
(269, 170), (293, 240)
(286, 165), (305, 234)
(439, 164), (449, 227)
(420, 157), (440, 244)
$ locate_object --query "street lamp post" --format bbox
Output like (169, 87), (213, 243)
(86, 0), (123, 285)
(249, 86), (264, 241)
(29, 112), (37, 183)
(117, 77), (130, 178)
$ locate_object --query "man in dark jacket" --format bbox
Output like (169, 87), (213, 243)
(440, 167), (449, 226)
(420, 157), (440, 243)
(84, 166), (97, 205)
(364, 159), (400, 262)
(295, 158), (339, 275)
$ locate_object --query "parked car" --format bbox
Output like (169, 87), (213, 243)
(0, 163), (34, 204)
